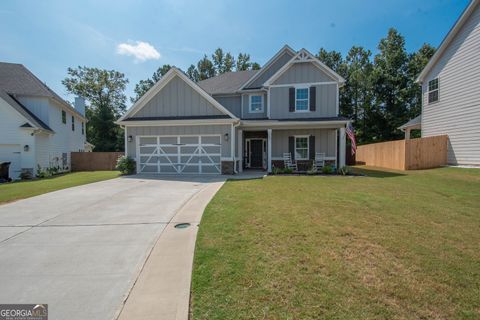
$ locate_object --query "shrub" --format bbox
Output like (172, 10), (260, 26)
(116, 156), (136, 175)
(20, 170), (33, 180)
(307, 166), (317, 175)
(322, 165), (334, 174)
(272, 167), (283, 175)
(283, 167), (293, 174)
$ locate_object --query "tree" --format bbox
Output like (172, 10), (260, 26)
(187, 64), (199, 82)
(224, 53), (236, 73)
(62, 66), (128, 151)
(131, 64), (171, 103)
(197, 55), (215, 80)
(236, 53), (252, 71)
(371, 28), (410, 141)
(251, 62), (261, 70)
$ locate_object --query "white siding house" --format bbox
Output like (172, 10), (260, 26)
(0, 63), (87, 180)
(415, 0), (480, 166)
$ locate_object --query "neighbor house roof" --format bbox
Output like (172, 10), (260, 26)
(0, 89), (54, 133)
(416, 0), (479, 83)
(398, 115), (422, 131)
(0, 62), (85, 119)
(197, 70), (259, 95)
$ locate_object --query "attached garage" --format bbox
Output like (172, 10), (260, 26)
(137, 135), (222, 174)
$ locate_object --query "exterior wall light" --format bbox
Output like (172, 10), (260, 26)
(24, 145), (30, 152)
(224, 133), (229, 141)
(128, 135), (133, 143)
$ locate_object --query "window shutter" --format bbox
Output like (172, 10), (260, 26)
(309, 135), (315, 160)
(288, 136), (295, 160)
(289, 88), (295, 112)
(309, 86), (316, 111)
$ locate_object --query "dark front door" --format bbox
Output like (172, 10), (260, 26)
(250, 139), (263, 168)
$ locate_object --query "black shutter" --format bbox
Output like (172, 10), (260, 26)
(288, 136), (295, 160)
(310, 86), (316, 111)
(309, 135), (315, 160)
(289, 87), (295, 112)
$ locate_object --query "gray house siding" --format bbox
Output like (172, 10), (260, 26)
(246, 51), (294, 89)
(271, 129), (336, 158)
(270, 84), (337, 119)
(126, 125), (232, 159)
(133, 75), (224, 118)
(213, 95), (241, 117)
(272, 62), (335, 85)
(241, 92), (268, 119)
(421, 2), (480, 165)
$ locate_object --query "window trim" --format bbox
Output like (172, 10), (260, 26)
(249, 94), (264, 113)
(427, 78), (439, 104)
(295, 87), (310, 112)
(294, 135), (309, 160)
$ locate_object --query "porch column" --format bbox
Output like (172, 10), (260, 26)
(339, 126), (346, 168)
(405, 128), (411, 140)
(238, 129), (243, 173)
(267, 129), (272, 173)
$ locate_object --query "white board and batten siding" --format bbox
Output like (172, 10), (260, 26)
(421, 3), (480, 165)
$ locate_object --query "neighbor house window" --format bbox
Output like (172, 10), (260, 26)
(295, 88), (309, 111)
(62, 110), (66, 124)
(428, 78), (439, 104)
(81, 122), (84, 135)
(295, 136), (309, 160)
(249, 95), (263, 113)
(71, 116), (75, 131)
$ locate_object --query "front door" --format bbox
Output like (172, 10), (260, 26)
(250, 139), (263, 168)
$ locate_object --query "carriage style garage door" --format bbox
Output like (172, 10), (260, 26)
(137, 135), (222, 174)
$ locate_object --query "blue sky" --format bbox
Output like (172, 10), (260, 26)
(0, 0), (470, 106)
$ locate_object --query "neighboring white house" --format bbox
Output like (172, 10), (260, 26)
(402, 0), (480, 166)
(0, 62), (88, 179)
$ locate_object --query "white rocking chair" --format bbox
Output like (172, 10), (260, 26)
(313, 152), (325, 171)
(283, 153), (298, 171)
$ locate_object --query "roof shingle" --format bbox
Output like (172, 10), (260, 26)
(197, 70), (258, 95)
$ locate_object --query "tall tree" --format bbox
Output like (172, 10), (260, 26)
(236, 53), (252, 71)
(371, 28), (410, 141)
(197, 55), (215, 80)
(62, 67), (128, 151)
(131, 64), (171, 103)
(187, 64), (200, 82)
(224, 52), (236, 73)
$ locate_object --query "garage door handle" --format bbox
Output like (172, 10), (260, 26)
(173, 143), (186, 146)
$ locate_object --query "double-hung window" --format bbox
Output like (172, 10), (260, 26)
(62, 110), (66, 124)
(428, 78), (439, 104)
(295, 136), (309, 160)
(71, 116), (75, 131)
(295, 88), (309, 111)
(249, 94), (263, 113)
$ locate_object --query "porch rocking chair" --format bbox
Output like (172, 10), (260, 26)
(283, 153), (298, 172)
(313, 152), (326, 171)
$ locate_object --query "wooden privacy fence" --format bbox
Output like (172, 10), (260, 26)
(356, 135), (448, 170)
(71, 152), (124, 171)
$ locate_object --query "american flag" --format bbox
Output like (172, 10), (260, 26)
(346, 122), (357, 155)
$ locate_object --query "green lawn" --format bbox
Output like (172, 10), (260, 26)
(191, 167), (480, 319)
(0, 171), (120, 204)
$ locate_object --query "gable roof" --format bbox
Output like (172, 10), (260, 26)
(118, 67), (238, 121)
(264, 48), (346, 86)
(0, 62), (85, 119)
(0, 89), (54, 133)
(198, 70), (258, 95)
(239, 45), (297, 90)
(416, 0), (479, 83)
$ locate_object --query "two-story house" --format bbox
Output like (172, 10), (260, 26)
(401, 0), (480, 166)
(0, 62), (87, 179)
(117, 46), (349, 174)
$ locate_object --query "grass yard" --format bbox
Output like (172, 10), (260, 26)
(191, 167), (480, 319)
(0, 171), (120, 204)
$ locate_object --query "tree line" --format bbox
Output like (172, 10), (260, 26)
(63, 27), (434, 151)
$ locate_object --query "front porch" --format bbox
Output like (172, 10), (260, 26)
(236, 124), (347, 173)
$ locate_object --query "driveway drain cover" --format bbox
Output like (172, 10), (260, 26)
(174, 223), (191, 229)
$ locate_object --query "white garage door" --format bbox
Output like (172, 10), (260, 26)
(0, 144), (21, 180)
(137, 135), (222, 174)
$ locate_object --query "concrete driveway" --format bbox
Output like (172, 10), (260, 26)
(0, 175), (224, 320)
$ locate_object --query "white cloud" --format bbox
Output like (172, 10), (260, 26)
(116, 41), (161, 62)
